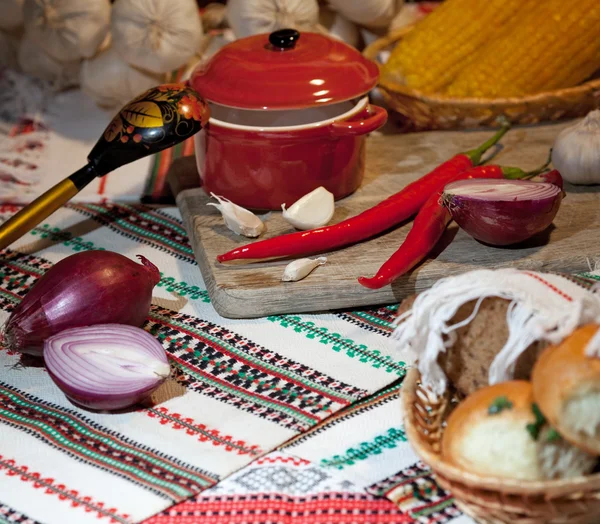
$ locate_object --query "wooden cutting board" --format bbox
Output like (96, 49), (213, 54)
(169, 120), (600, 319)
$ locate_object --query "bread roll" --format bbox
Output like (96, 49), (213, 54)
(442, 381), (596, 480)
(532, 324), (600, 455)
(398, 295), (546, 397)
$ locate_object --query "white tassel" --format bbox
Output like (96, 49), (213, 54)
(393, 269), (600, 397)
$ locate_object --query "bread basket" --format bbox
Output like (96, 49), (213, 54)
(402, 368), (600, 523)
(363, 27), (600, 131)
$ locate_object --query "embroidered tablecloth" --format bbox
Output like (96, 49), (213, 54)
(9, 178), (594, 524)
(0, 202), (425, 524)
(0, 68), (475, 524)
(11, 196), (570, 523)
(142, 377), (472, 524)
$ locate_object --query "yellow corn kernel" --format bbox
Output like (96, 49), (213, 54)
(381, 0), (528, 93)
(447, 0), (600, 97)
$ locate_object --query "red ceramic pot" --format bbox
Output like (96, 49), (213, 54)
(190, 29), (387, 210)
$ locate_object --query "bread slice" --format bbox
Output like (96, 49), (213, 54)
(398, 295), (546, 397)
(532, 324), (600, 455)
(442, 381), (597, 480)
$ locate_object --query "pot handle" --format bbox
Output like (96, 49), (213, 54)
(329, 104), (387, 137)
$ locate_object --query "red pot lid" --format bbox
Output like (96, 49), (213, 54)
(190, 29), (379, 110)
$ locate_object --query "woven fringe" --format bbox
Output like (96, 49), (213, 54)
(393, 269), (600, 397)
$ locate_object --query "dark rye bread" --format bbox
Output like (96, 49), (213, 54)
(398, 295), (547, 397)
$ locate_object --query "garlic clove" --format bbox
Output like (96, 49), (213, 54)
(207, 193), (265, 238)
(551, 109), (600, 186)
(282, 257), (327, 282)
(281, 187), (335, 230)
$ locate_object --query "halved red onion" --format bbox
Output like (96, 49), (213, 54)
(44, 324), (170, 411)
(442, 179), (563, 246)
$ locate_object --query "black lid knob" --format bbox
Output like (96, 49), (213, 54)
(269, 29), (300, 50)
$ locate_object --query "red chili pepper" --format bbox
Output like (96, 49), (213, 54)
(358, 192), (450, 289)
(217, 123), (511, 263)
(357, 162), (548, 289)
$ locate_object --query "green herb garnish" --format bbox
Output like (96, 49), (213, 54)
(488, 395), (513, 415)
(544, 427), (561, 443)
(526, 403), (547, 441)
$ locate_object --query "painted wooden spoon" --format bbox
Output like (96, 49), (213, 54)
(0, 83), (209, 250)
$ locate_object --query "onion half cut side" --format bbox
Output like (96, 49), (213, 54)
(442, 179), (563, 246)
(44, 324), (170, 411)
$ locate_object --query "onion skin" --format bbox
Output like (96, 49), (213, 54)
(4, 251), (160, 357)
(44, 324), (170, 411)
(530, 169), (564, 191)
(442, 180), (563, 246)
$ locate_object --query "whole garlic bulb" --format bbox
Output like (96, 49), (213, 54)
(80, 46), (162, 109)
(111, 0), (203, 75)
(0, 30), (21, 70)
(18, 31), (80, 88)
(0, 0), (24, 31)
(551, 110), (600, 185)
(23, 0), (111, 61)
(226, 0), (320, 39)
(326, 0), (404, 30)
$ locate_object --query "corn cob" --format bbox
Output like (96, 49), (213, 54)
(447, 0), (600, 98)
(381, 0), (528, 93)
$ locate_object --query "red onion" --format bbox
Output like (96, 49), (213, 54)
(529, 169), (564, 190)
(3, 251), (160, 357)
(442, 179), (563, 246)
(44, 324), (170, 411)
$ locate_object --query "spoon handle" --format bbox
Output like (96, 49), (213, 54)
(0, 164), (97, 251)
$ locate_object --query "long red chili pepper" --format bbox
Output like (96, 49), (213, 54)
(217, 123), (511, 263)
(358, 192), (450, 289)
(357, 162), (550, 289)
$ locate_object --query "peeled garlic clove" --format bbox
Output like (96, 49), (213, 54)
(281, 187), (335, 230)
(208, 193), (265, 238)
(282, 257), (327, 282)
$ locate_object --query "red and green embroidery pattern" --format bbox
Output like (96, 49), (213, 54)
(144, 492), (410, 524)
(283, 379), (403, 449)
(68, 203), (195, 263)
(319, 427), (407, 470)
(146, 407), (263, 457)
(0, 251), (368, 434)
(30, 224), (104, 252)
(267, 315), (406, 376)
(0, 384), (216, 501)
(367, 461), (460, 523)
(337, 304), (399, 336)
(155, 275), (210, 302)
(0, 454), (132, 524)
(147, 305), (366, 432)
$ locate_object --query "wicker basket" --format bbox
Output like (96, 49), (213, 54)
(363, 28), (600, 130)
(402, 368), (600, 524)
